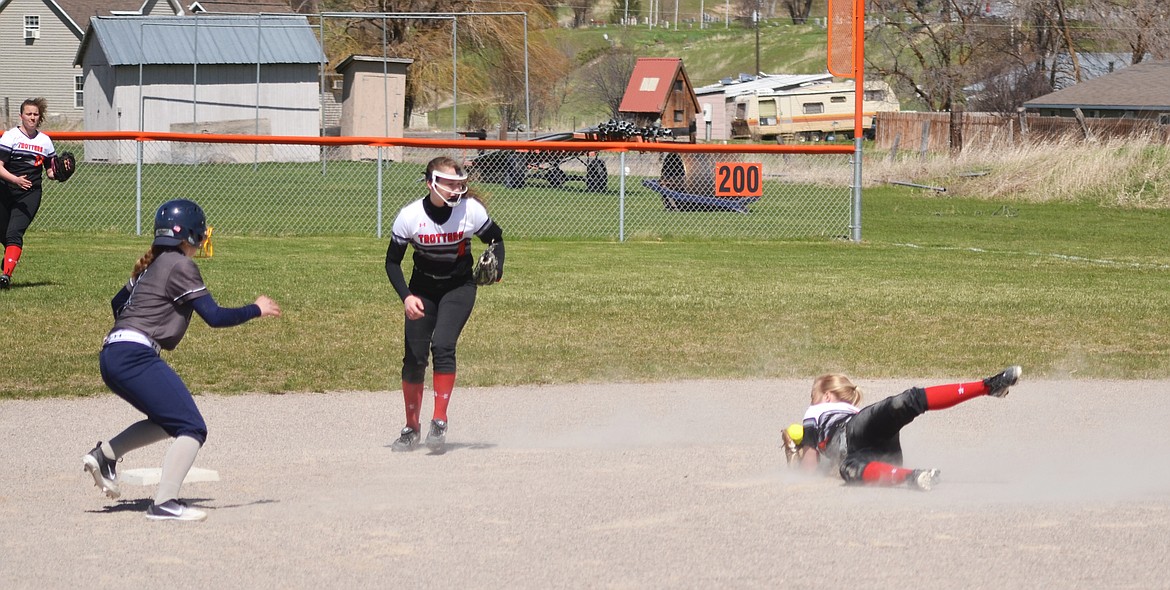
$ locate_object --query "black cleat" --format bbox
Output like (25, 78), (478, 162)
(984, 365), (1022, 398)
(391, 426), (420, 452)
(82, 442), (120, 499)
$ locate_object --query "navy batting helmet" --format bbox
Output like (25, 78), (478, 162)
(153, 199), (207, 247)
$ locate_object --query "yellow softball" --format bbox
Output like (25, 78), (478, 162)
(786, 423), (804, 445)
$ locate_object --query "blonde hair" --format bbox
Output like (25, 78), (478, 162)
(810, 374), (863, 406)
(131, 245), (170, 281)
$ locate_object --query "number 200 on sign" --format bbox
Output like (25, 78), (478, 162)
(714, 162), (763, 197)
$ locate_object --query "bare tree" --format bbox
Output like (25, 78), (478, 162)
(566, 0), (600, 27)
(782, 0), (813, 24)
(1088, 0), (1170, 63)
(583, 47), (639, 119)
(965, 0), (1061, 113)
(967, 61), (1052, 114)
(867, 1), (989, 121)
(1053, 0), (1083, 82)
(321, 0), (564, 129)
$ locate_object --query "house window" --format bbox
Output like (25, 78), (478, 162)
(24, 15), (41, 39)
(802, 102), (825, 115)
(674, 80), (683, 92)
(74, 75), (84, 108)
(674, 110), (684, 123)
(1159, 113), (1170, 126)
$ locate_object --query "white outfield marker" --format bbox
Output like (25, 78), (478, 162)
(120, 467), (220, 486)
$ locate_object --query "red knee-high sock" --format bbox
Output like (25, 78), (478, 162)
(861, 461), (915, 486)
(924, 380), (989, 410)
(402, 381), (424, 430)
(3, 245), (21, 276)
(432, 372), (455, 423)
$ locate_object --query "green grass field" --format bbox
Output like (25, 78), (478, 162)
(3, 185), (1167, 399)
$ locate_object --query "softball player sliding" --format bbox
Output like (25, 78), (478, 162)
(385, 156), (504, 453)
(0, 98), (56, 288)
(783, 366), (1022, 490)
(83, 199), (281, 521)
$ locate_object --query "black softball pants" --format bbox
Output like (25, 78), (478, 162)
(401, 282), (477, 383)
(839, 387), (929, 482)
(1, 184), (42, 247)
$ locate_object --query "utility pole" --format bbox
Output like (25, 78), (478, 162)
(754, 0), (760, 77)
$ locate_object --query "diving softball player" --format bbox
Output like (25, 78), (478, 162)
(0, 98), (56, 288)
(783, 366), (1022, 490)
(385, 155), (504, 453)
(82, 199), (281, 521)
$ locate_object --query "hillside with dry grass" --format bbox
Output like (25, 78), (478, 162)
(774, 135), (1170, 208)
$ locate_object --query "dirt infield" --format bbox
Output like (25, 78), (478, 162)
(3, 378), (1169, 588)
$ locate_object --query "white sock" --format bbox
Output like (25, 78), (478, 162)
(108, 420), (169, 459)
(154, 435), (202, 505)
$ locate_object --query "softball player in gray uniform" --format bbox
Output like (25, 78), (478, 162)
(385, 156), (504, 453)
(83, 199), (281, 521)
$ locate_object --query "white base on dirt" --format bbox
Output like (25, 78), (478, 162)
(120, 467), (220, 486)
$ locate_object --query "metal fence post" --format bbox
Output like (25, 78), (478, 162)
(851, 137), (862, 242)
(619, 151), (626, 242)
(136, 142), (143, 236)
(377, 147), (384, 238)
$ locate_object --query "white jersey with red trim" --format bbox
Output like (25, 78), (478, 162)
(0, 127), (55, 184)
(391, 197), (492, 283)
(802, 401), (860, 465)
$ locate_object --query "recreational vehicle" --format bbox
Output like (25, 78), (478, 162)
(730, 81), (899, 141)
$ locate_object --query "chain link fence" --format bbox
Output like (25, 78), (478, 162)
(36, 136), (855, 241)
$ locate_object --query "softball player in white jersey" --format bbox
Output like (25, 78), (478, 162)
(384, 156), (504, 453)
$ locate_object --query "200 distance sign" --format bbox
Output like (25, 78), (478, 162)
(714, 162), (763, 197)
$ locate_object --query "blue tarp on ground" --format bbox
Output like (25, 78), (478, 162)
(642, 180), (760, 213)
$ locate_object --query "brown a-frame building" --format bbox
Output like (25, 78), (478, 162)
(618, 57), (702, 143)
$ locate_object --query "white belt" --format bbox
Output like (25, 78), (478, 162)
(103, 329), (161, 354)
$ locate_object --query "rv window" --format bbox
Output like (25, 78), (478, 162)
(864, 90), (884, 101)
(803, 102), (825, 115)
(735, 103), (747, 119)
(759, 100), (777, 126)
(831, 96), (846, 103)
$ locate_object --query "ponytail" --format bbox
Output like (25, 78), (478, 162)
(810, 374), (864, 406)
(131, 245), (169, 281)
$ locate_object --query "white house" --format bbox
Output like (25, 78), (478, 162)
(0, 0), (185, 128)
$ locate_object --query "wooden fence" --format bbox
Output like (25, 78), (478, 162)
(875, 111), (1170, 153)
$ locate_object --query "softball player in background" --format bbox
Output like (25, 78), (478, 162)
(783, 366), (1022, 490)
(0, 98), (56, 288)
(385, 156), (504, 453)
(83, 199), (281, 521)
